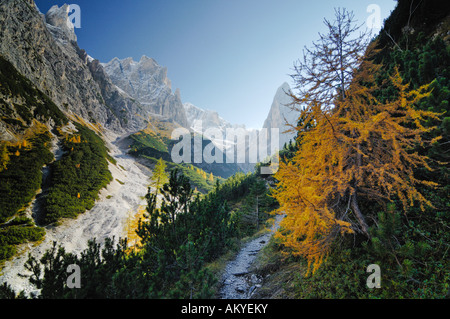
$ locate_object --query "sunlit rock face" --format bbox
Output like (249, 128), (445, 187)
(262, 82), (299, 149)
(103, 56), (189, 128)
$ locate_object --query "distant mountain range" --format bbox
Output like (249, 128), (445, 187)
(184, 102), (236, 136)
(183, 82), (298, 156)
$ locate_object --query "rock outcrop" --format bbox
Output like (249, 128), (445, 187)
(184, 102), (241, 137)
(262, 82), (298, 149)
(102, 56), (189, 128)
(44, 4), (77, 43)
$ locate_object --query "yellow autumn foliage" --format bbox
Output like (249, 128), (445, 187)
(0, 120), (49, 172)
(274, 56), (440, 275)
(125, 206), (147, 253)
(0, 143), (10, 172)
(68, 135), (82, 144)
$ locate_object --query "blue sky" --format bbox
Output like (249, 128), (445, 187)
(35, 0), (397, 129)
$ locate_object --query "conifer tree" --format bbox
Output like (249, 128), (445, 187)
(0, 143), (9, 172)
(150, 157), (169, 197)
(250, 179), (267, 229)
(288, 8), (370, 112)
(274, 9), (441, 274)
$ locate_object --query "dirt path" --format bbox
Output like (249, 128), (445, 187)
(0, 130), (151, 296)
(219, 214), (284, 299)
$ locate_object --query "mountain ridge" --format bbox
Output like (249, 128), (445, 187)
(102, 56), (189, 128)
(262, 82), (298, 149)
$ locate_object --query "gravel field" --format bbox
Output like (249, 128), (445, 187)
(0, 129), (151, 296)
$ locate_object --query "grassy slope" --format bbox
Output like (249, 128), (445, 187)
(0, 55), (70, 265)
(0, 56), (115, 264)
(0, 128), (51, 264)
(42, 122), (113, 225)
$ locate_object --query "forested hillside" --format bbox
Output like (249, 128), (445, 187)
(0, 56), (115, 265)
(126, 117), (255, 193)
(125, 120), (223, 193)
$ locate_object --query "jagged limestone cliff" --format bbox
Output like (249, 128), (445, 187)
(102, 56), (189, 128)
(0, 0), (188, 133)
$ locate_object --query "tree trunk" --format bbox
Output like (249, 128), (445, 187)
(256, 195), (259, 230)
(351, 140), (370, 237)
(351, 193), (370, 238)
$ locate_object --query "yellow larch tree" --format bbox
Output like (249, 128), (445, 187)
(0, 143), (10, 172)
(274, 51), (441, 274)
(125, 206), (147, 253)
(150, 158), (169, 197)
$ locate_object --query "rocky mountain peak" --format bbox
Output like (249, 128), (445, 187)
(263, 82), (298, 148)
(44, 4), (77, 43)
(103, 56), (188, 127)
(184, 102), (230, 133)
(0, 0), (160, 133)
(274, 82), (291, 101)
